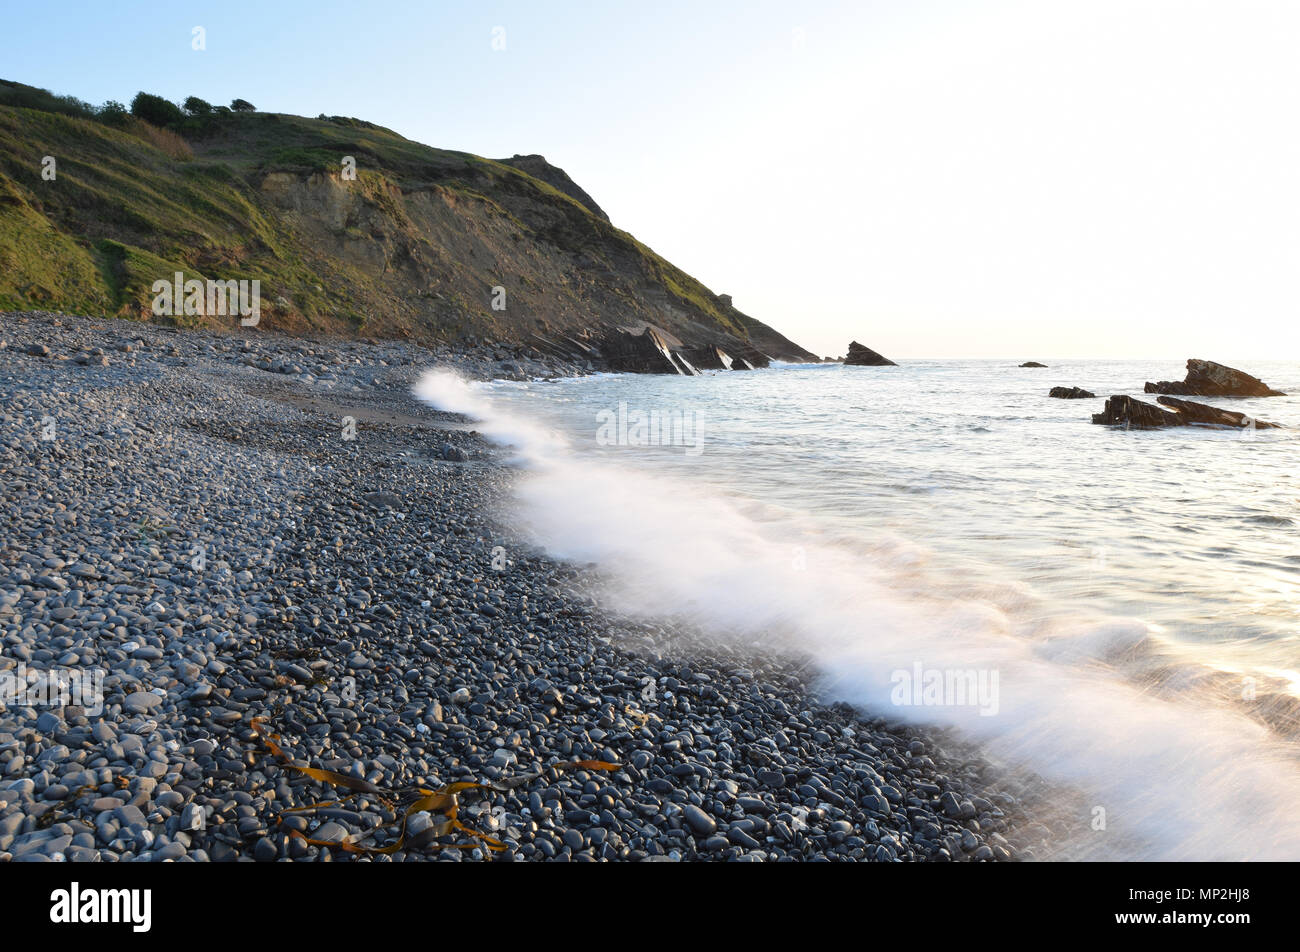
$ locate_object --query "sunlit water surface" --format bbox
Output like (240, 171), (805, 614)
(418, 359), (1300, 859)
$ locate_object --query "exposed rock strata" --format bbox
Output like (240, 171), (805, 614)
(1092, 394), (1279, 429)
(843, 341), (897, 366)
(1145, 359), (1285, 397)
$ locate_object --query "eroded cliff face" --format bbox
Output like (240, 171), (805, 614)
(498, 154), (609, 221)
(249, 162), (812, 361)
(0, 103), (815, 363)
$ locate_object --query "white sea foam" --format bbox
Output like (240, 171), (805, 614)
(415, 367), (1300, 860)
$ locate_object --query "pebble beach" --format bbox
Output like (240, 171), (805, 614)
(0, 310), (1026, 862)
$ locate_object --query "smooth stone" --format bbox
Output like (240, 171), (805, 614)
(123, 692), (163, 714)
(681, 804), (716, 836)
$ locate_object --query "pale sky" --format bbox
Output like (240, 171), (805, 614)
(3, 0), (1298, 358)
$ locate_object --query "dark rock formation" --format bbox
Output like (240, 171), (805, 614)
(843, 341), (897, 366)
(679, 342), (766, 370)
(726, 341), (769, 369)
(1091, 396), (1183, 428)
(1154, 396), (1279, 429)
(1020, 361), (1048, 368)
(681, 343), (734, 371)
(1145, 359), (1285, 397)
(689, 343), (766, 370)
(1049, 387), (1096, 399)
(527, 325), (776, 375)
(600, 325), (699, 376)
(1092, 394), (1279, 429)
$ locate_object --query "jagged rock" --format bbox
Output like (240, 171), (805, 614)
(1092, 396), (1183, 428)
(600, 325), (699, 375)
(1155, 396), (1279, 429)
(1092, 394), (1279, 429)
(1020, 361), (1048, 368)
(843, 341), (896, 366)
(724, 340), (770, 369)
(528, 332), (600, 362)
(682, 344), (735, 371)
(1049, 387), (1096, 399)
(1145, 359), (1285, 397)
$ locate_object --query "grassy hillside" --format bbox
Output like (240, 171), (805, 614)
(0, 79), (814, 359)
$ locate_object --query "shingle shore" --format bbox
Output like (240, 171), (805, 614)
(0, 310), (1028, 862)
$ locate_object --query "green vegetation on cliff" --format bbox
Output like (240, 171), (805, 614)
(0, 78), (813, 359)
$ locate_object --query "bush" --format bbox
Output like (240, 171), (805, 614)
(0, 81), (96, 119)
(130, 92), (184, 129)
(52, 94), (97, 117)
(230, 98), (256, 112)
(97, 100), (131, 126)
(182, 96), (213, 116)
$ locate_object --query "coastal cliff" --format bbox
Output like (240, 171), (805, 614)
(0, 79), (815, 367)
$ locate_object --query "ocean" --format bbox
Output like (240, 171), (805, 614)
(416, 359), (1300, 860)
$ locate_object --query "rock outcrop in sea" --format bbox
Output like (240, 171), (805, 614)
(587, 324), (772, 375)
(682, 341), (765, 371)
(1091, 394), (1279, 429)
(602, 325), (699, 375)
(1145, 359), (1285, 397)
(842, 341), (897, 366)
(1049, 387), (1095, 399)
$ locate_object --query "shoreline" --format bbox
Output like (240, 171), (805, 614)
(0, 310), (1027, 862)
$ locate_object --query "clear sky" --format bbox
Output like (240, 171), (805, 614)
(3, 0), (1298, 359)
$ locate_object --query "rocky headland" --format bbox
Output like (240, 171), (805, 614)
(0, 79), (816, 373)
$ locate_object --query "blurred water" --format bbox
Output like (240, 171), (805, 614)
(488, 359), (1300, 697)
(420, 360), (1300, 859)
